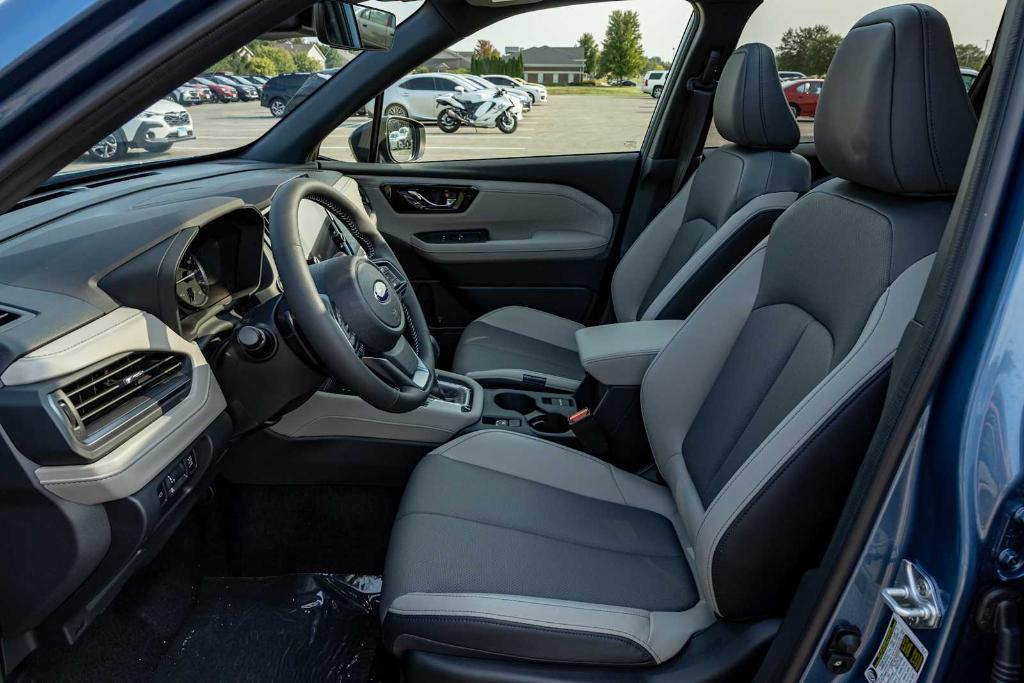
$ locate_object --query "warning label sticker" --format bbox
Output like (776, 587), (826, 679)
(864, 615), (928, 683)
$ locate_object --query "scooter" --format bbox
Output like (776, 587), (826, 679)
(435, 87), (519, 134)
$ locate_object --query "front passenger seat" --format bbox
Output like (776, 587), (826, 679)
(383, 5), (975, 675)
(453, 43), (810, 391)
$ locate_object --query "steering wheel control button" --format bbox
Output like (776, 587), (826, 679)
(372, 259), (408, 294)
(236, 325), (277, 361)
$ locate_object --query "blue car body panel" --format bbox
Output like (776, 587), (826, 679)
(802, 163), (1024, 681)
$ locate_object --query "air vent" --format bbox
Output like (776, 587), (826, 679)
(0, 308), (21, 329)
(53, 351), (191, 447)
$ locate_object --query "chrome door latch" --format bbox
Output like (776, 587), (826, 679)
(881, 560), (944, 629)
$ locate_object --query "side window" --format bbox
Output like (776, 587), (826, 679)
(724, 0), (1002, 148)
(403, 77), (430, 90)
(436, 77), (459, 92)
(321, 0), (692, 162)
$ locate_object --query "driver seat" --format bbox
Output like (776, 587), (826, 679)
(382, 5), (975, 675)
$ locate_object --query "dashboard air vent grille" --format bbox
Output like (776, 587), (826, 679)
(56, 351), (191, 446)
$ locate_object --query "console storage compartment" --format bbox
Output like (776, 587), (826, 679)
(575, 319), (685, 387)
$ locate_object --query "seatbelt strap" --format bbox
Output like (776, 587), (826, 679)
(670, 50), (723, 195)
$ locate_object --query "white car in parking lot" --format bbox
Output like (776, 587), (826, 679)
(642, 70), (667, 98)
(367, 72), (522, 121)
(86, 99), (194, 161)
(482, 74), (548, 104)
(460, 74), (532, 111)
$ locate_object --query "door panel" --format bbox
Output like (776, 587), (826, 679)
(339, 152), (640, 364)
(356, 175), (614, 263)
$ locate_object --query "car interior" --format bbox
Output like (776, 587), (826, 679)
(0, 0), (1006, 681)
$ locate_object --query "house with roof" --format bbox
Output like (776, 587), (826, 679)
(518, 46), (586, 84)
(280, 41), (327, 70)
(421, 49), (473, 72)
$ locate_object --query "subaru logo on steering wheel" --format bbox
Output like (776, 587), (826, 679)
(372, 280), (390, 304)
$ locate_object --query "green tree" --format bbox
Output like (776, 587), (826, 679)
(293, 53), (320, 72)
(247, 55), (278, 76)
(577, 33), (601, 77)
(643, 56), (668, 72)
(955, 43), (987, 69)
(208, 51), (251, 75)
(600, 10), (645, 80)
(322, 47), (350, 69)
(250, 42), (296, 74)
(475, 39), (501, 59)
(775, 25), (842, 76)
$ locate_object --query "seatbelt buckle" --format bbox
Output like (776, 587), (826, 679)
(568, 408), (608, 456)
(569, 407), (590, 425)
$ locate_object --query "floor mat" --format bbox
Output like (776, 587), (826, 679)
(155, 574), (383, 682)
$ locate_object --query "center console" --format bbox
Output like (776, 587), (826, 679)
(473, 388), (580, 444)
(270, 370), (483, 444)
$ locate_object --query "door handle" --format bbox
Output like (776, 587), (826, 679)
(400, 189), (458, 210)
(383, 184), (478, 214)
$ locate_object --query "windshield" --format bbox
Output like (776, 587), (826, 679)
(54, 1), (421, 179)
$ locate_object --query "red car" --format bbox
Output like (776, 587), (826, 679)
(783, 78), (824, 119)
(192, 76), (238, 103)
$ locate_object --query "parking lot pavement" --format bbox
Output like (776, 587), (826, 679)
(63, 96), (816, 173)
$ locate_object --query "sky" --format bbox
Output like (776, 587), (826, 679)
(379, 0), (1004, 60)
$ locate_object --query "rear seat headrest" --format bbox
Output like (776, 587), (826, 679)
(815, 3), (978, 196)
(713, 43), (801, 151)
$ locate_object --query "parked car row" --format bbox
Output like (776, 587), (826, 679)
(364, 72), (541, 123)
(167, 73), (270, 105)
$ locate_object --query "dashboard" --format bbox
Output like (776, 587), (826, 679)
(0, 162), (372, 650)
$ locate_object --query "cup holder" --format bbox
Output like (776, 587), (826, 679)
(529, 413), (570, 434)
(494, 392), (537, 415)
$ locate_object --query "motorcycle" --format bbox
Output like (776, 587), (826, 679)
(435, 87), (519, 134)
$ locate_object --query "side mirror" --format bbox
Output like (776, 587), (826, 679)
(454, 86), (466, 93)
(348, 116), (426, 164)
(316, 2), (396, 50)
(265, 1), (396, 51)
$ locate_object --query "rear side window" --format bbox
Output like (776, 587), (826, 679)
(649, 72), (664, 80)
(403, 77), (434, 90)
(719, 0), (1004, 147)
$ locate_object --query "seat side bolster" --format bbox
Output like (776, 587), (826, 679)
(695, 255), (935, 616)
(385, 592), (716, 665)
(640, 192), (799, 321)
(641, 239), (768, 530)
(612, 181), (694, 322)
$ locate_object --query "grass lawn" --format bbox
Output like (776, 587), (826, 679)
(543, 85), (651, 97)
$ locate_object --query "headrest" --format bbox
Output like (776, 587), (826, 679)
(713, 43), (800, 151)
(815, 4), (977, 196)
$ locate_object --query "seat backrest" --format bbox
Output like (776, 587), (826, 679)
(611, 43), (810, 323)
(640, 4), (976, 620)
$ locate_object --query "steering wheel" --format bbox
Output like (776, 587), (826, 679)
(269, 177), (435, 413)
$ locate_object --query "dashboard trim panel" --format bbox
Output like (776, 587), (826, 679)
(1, 308), (225, 504)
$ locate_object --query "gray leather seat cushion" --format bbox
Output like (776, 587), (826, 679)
(382, 430), (714, 666)
(452, 306), (585, 389)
